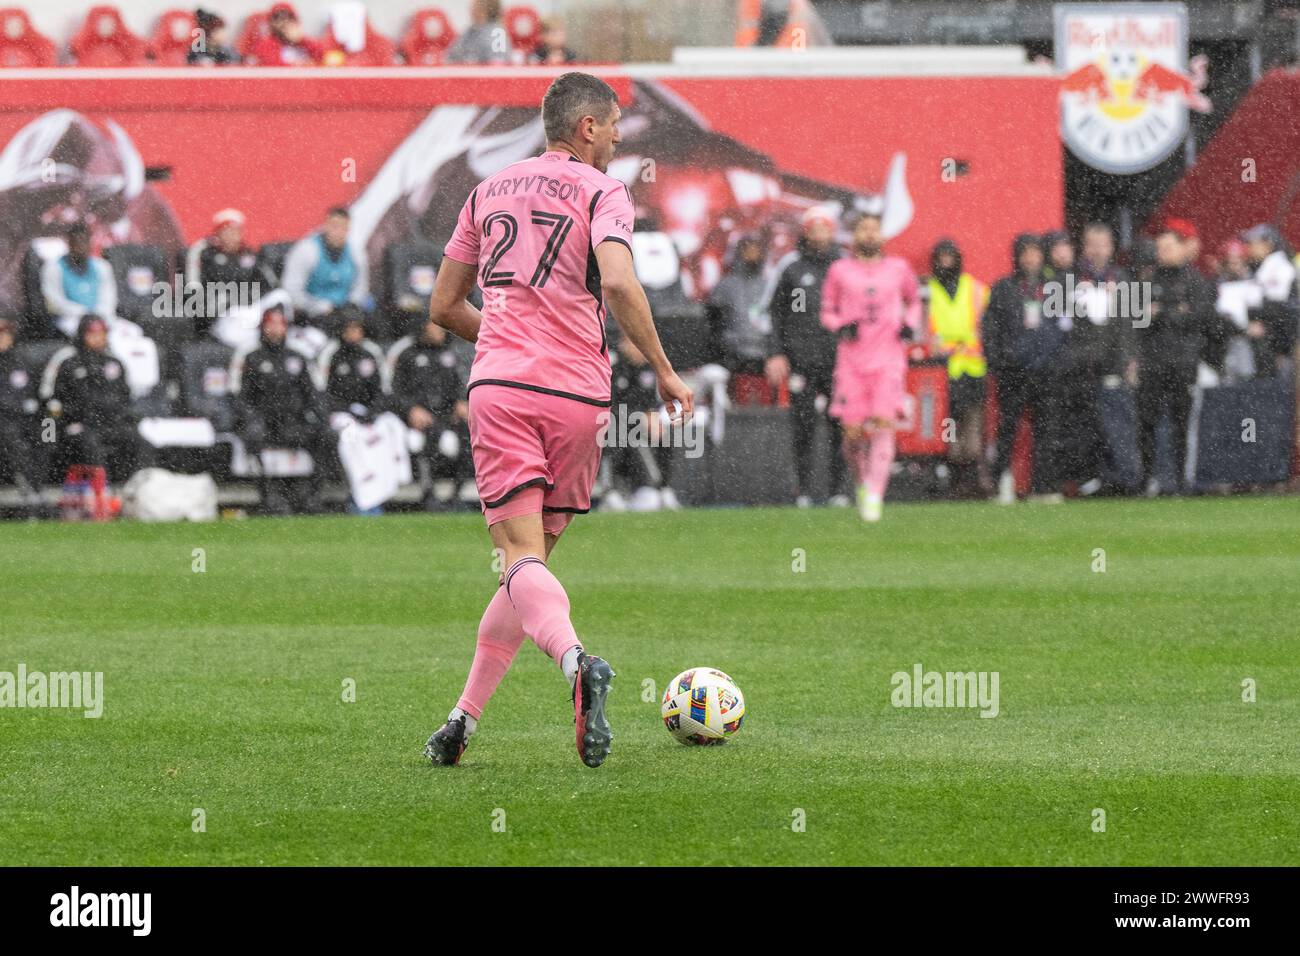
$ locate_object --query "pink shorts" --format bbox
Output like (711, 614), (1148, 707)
(830, 364), (907, 427)
(467, 383), (607, 535)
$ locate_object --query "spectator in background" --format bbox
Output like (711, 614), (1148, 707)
(185, 209), (274, 336)
(1213, 238), (1258, 382)
(230, 303), (329, 514)
(41, 222), (117, 339)
(0, 316), (45, 508)
(388, 319), (472, 510)
(1043, 229), (1074, 275)
(188, 9), (238, 65)
(530, 17), (579, 64)
(925, 238), (991, 498)
(1166, 217), (1204, 275)
(765, 206), (846, 507)
(445, 0), (510, 65)
(1242, 224), (1298, 378)
(247, 2), (325, 66)
(1137, 227), (1219, 495)
(282, 207), (371, 338)
(317, 313), (388, 424)
(604, 333), (681, 512)
(1064, 223), (1137, 495)
(706, 233), (772, 400)
(40, 315), (148, 485)
(984, 233), (1064, 504)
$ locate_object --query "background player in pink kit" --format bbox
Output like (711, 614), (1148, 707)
(820, 212), (922, 522)
(422, 72), (693, 768)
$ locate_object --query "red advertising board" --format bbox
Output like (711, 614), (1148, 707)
(0, 68), (1062, 317)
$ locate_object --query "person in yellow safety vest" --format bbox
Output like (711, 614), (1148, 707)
(925, 238), (992, 498)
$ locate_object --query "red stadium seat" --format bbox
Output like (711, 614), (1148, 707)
(323, 17), (396, 66)
(503, 6), (542, 56)
(148, 9), (197, 66)
(69, 6), (147, 67)
(0, 8), (57, 67)
(236, 11), (271, 61)
(400, 9), (456, 65)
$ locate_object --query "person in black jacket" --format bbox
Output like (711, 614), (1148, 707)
(184, 209), (275, 336)
(1058, 223), (1139, 493)
(0, 317), (46, 507)
(41, 315), (148, 484)
(763, 207), (846, 505)
(1136, 227), (1222, 494)
(603, 333), (681, 511)
(318, 314), (388, 423)
(231, 303), (330, 513)
(388, 319), (471, 509)
(984, 233), (1066, 502)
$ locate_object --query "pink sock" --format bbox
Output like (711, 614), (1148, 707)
(455, 585), (526, 720)
(504, 557), (582, 666)
(866, 430), (896, 497)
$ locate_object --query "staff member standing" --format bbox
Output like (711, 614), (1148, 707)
(1137, 227), (1219, 495)
(1065, 223), (1138, 494)
(983, 234), (1064, 504)
(925, 238), (990, 498)
(764, 206), (846, 506)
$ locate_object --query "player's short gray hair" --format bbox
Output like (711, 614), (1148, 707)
(542, 72), (619, 144)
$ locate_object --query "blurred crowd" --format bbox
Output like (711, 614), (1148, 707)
(694, 211), (1297, 506)
(0, 2), (579, 69)
(2, 198), (1297, 518)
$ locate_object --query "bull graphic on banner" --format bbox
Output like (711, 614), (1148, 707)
(1056, 2), (1211, 175)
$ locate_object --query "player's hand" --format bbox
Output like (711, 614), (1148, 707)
(899, 325), (916, 343)
(658, 370), (694, 423)
(837, 323), (859, 342)
(764, 354), (790, 387)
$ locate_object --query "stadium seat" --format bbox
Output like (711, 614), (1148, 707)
(236, 12), (270, 61)
(148, 9), (197, 66)
(0, 9), (57, 67)
(503, 6), (542, 58)
(105, 243), (187, 390)
(399, 9), (456, 65)
(69, 6), (148, 67)
(323, 16), (396, 66)
(256, 241), (294, 283)
(180, 339), (236, 432)
(381, 239), (439, 339)
(105, 244), (170, 326)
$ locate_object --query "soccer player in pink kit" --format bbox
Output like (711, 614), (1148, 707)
(820, 212), (921, 522)
(422, 73), (693, 768)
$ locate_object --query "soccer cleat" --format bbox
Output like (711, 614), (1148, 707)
(424, 715), (469, 766)
(856, 486), (882, 522)
(573, 652), (615, 768)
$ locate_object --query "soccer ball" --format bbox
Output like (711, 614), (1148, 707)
(660, 667), (745, 745)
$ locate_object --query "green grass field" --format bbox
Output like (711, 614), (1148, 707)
(2, 497), (1298, 866)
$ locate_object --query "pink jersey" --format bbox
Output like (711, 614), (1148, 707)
(820, 255), (922, 373)
(443, 149), (635, 405)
